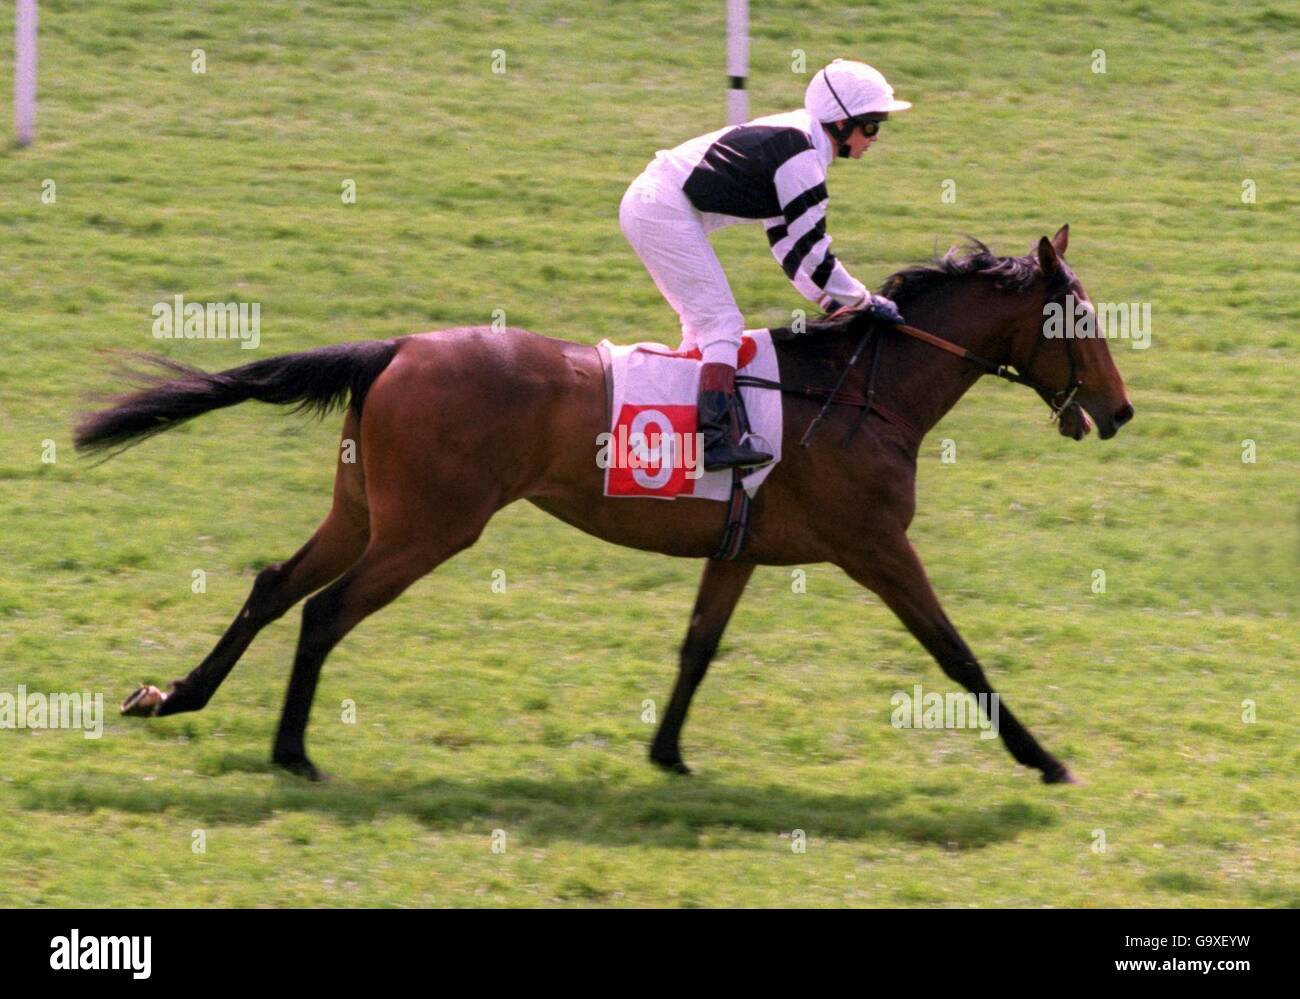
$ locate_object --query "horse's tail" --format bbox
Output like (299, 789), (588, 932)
(74, 339), (400, 459)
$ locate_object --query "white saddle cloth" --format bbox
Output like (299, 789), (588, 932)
(596, 329), (783, 500)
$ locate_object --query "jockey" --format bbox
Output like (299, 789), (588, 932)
(619, 59), (911, 472)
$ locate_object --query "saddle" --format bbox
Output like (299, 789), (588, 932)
(595, 331), (785, 558)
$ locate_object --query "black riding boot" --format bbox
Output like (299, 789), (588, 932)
(696, 362), (773, 473)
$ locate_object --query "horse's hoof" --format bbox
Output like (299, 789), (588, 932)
(650, 754), (692, 776)
(274, 754), (328, 782)
(121, 684), (166, 717)
(1042, 765), (1081, 785)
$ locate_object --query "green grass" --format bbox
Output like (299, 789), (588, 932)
(0, 0), (1296, 907)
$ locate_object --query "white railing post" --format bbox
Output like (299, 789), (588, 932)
(725, 0), (748, 125)
(15, 0), (38, 146)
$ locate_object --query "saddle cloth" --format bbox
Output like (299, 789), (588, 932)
(595, 329), (783, 500)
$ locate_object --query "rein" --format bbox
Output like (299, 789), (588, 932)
(745, 301), (1083, 449)
(893, 320), (1081, 421)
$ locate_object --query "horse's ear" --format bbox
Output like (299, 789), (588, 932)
(1037, 235), (1062, 276)
(1051, 224), (1069, 256)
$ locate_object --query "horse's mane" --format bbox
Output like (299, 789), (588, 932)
(879, 238), (1044, 308)
(774, 238), (1059, 343)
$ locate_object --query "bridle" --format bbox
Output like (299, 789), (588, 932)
(892, 278), (1082, 424)
(795, 275), (1084, 448)
(1012, 277), (1083, 421)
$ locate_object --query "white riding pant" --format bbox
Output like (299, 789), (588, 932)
(619, 166), (744, 369)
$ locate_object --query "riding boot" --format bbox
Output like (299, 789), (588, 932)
(697, 362), (773, 473)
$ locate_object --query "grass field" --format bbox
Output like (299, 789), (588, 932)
(1, 0), (1296, 907)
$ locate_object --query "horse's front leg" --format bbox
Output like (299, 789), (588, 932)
(841, 533), (1076, 784)
(650, 559), (755, 774)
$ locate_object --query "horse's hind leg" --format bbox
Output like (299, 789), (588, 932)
(122, 415), (371, 718)
(271, 504), (494, 780)
(649, 559), (755, 774)
(267, 335), (537, 777)
(144, 507), (368, 717)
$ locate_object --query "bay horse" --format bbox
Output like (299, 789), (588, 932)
(75, 225), (1133, 784)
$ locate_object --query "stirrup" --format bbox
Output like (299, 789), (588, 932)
(703, 439), (773, 473)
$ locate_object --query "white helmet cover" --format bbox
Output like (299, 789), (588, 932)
(805, 58), (912, 123)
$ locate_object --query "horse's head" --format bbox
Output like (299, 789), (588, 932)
(1015, 225), (1134, 441)
(808, 229), (1134, 442)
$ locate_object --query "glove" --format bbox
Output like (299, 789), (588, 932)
(817, 291), (867, 317)
(864, 294), (904, 326)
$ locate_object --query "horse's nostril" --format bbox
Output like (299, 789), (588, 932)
(1113, 403), (1134, 427)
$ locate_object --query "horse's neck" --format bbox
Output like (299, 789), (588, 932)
(866, 297), (1010, 439)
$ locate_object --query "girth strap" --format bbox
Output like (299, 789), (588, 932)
(710, 469), (752, 561)
(710, 388), (756, 561)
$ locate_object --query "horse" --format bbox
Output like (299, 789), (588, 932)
(75, 225), (1133, 784)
